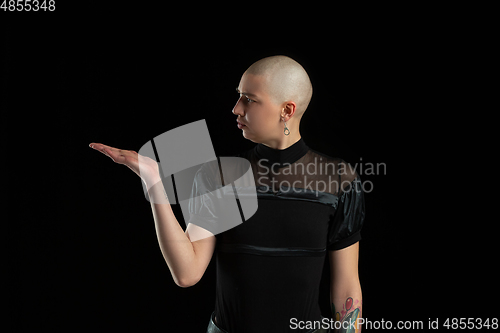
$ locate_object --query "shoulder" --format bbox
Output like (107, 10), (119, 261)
(307, 148), (359, 181)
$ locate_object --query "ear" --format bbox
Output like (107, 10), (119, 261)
(280, 101), (297, 121)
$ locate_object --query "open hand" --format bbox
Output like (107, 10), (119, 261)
(89, 143), (161, 186)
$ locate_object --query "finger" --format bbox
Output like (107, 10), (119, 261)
(90, 144), (115, 160)
(102, 147), (126, 164)
(90, 143), (137, 158)
(89, 143), (119, 153)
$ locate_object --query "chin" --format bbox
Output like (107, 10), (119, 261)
(243, 131), (263, 144)
(242, 130), (254, 140)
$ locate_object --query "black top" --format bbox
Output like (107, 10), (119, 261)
(188, 138), (365, 333)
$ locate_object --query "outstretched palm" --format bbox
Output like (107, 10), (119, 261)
(89, 143), (160, 186)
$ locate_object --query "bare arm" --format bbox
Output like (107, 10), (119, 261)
(329, 242), (363, 333)
(89, 143), (216, 287)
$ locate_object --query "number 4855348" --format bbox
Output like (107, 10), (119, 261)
(443, 318), (498, 330)
(1, 0), (56, 11)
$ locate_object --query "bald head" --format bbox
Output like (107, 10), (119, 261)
(244, 55), (313, 118)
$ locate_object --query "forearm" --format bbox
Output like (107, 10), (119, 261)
(89, 143), (201, 287)
(146, 178), (199, 287)
(330, 284), (363, 333)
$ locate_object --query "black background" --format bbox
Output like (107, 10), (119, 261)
(5, 6), (496, 333)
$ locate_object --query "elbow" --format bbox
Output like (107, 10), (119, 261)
(174, 275), (201, 288)
(176, 279), (197, 288)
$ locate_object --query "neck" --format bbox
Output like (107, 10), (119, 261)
(260, 131), (302, 150)
(254, 133), (308, 168)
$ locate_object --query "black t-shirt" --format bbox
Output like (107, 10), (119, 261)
(188, 138), (365, 333)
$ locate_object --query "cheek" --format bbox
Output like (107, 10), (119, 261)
(249, 106), (278, 127)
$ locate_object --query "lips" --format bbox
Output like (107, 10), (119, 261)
(237, 120), (247, 127)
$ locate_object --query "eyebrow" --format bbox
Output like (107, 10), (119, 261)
(236, 88), (258, 98)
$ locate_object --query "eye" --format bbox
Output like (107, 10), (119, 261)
(236, 88), (256, 104)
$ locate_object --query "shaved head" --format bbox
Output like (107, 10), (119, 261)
(244, 55), (313, 118)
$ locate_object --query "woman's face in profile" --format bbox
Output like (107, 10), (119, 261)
(233, 73), (283, 144)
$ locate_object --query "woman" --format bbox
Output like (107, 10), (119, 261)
(90, 55), (365, 333)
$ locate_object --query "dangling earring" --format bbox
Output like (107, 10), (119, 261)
(282, 117), (290, 136)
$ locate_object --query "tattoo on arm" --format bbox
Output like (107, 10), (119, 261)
(331, 297), (361, 333)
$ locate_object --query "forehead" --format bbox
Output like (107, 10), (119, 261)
(238, 73), (269, 96)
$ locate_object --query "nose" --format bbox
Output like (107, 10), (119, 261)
(232, 96), (244, 116)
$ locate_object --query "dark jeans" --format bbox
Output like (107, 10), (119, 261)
(206, 311), (331, 333)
